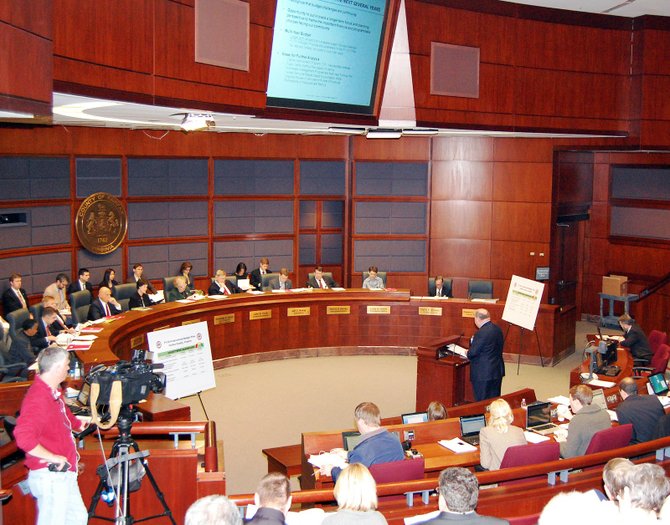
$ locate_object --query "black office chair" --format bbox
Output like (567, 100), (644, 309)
(29, 303), (43, 321)
(468, 280), (493, 299)
(69, 290), (92, 325)
(112, 283), (137, 312)
(7, 309), (31, 342)
(0, 342), (28, 382)
(362, 271), (387, 287)
(428, 277), (453, 297)
(162, 276), (179, 303)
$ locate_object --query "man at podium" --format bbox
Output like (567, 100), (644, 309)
(467, 309), (505, 401)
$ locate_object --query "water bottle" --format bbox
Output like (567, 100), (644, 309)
(521, 398), (527, 409)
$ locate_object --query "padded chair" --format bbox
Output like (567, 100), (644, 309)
(7, 308), (31, 342)
(69, 290), (92, 325)
(29, 303), (43, 322)
(362, 271), (387, 287)
(649, 330), (668, 356)
(112, 283), (137, 312)
(468, 280), (493, 299)
(162, 276), (179, 303)
(584, 423), (633, 455)
(261, 272), (280, 291)
(369, 458), (425, 503)
(633, 343), (670, 378)
(498, 441), (560, 485)
(652, 413), (670, 440)
(307, 272), (335, 287)
(427, 277), (453, 297)
(0, 341), (28, 382)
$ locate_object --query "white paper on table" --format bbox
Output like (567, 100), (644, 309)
(331, 287), (346, 291)
(587, 378), (616, 388)
(207, 295), (228, 300)
(73, 335), (97, 341)
(438, 438), (477, 453)
(547, 395), (571, 406)
(523, 431), (551, 443)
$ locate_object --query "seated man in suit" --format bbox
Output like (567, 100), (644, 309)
(208, 270), (242, 296)
(362, 266), (384, 290)
(2, 273), (29, 315)
(245, 472), (291, 525)
(168, 276), (194, 302)
(556, 384), (611, 458)
(9, 318), (40, 367)
(320, 401), (404, 483)
(42, 295), (75, 333)
(67, 268), (93, 295)
(618, 313), (653, 365)
(129, 263), (157, 294)
(31, 307), (60, 350)
(87, 287), (122, 321)
(307, 266), (337, 289)
(128, 279), (156, 309)
(431, 275), (449, 298)
(249, 257), (271, 291)
(269, 268), (292, 291)
(420, 467), (508, 524)
(43, 273), (71, 315)
(616, 377), (664, 444)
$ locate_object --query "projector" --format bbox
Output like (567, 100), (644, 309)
(180, 113), (216, 131)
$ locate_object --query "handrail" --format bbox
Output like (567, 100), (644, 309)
(637, 270), (670, 301)
(229, 436), (670, 507)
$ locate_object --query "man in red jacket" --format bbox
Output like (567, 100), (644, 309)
(14, 345), (88, 525)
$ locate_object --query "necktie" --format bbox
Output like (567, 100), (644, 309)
(320, 279), (326, 289)
(437, 289), (441, 297)
(223, 285), (230, 295)
(45, 323), (52, 337)
(104, 302), (110, 317)
(16, 289), (27, 308)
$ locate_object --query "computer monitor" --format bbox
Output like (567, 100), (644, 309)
(401, 412), (428, 425)
(649, 373), (669, 396)
(341, 431), (363, 451)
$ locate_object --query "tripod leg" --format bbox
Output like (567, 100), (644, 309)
(87, 476), (107, 519)
(140, 462), (177, 525)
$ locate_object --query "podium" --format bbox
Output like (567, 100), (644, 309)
(415, 336), (473, 410)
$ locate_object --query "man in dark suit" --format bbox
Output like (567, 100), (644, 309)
(9, 318), (40, 367)
(249, 257), (271, 291)
(616, 377), (665, 444)
(87, 286), (122, 321)
(618, 314), (653, 365)
(245, 472), (291, 525)
(421, 467), (508, 524)
(67, 268), (93, 295)
(431, 275), (450, 297)
(129, 263), (157, 294)
(306, 266), (337, 289)
(31, 307), (59, 350)
(269, 268), (292, 291)
(2, 273), (29, 315)
(467, 309), (505, 401)
(208, 270), (242, 296)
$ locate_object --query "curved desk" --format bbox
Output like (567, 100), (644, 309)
(78, 290), (568, 397)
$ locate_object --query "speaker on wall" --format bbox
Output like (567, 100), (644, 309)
(430, 42), (480, 99)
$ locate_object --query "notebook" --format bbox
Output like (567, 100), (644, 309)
(526, 401), (559, 435)
(459, 414), (486, 446)
(402, 411), (428, 424)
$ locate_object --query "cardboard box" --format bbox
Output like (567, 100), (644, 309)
(602, 275), (628, 296)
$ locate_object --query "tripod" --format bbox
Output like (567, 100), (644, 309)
(88, 407), (176, 525)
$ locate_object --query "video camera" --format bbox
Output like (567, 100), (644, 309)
(85, 350), (166, 422)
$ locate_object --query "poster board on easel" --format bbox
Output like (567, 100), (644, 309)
(502, 275), (545, 331)
(147, 321), (216, 400)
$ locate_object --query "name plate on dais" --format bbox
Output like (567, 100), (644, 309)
(419, 307), (442, 316)
(131, 335), (145, 348)
(367, 305), (390, 315)
(182, 318), (201, 325)
(214, 314), (235, 325)
(287, 307), (310, 317)
(327, 306), (350, 315)
(462, 309), (477, 318)
(250, 310), (272, 320)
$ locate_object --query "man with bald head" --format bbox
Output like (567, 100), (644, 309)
(467, 309), (505, 401)
(616, 377), (664, 444)
(87, 286), (122, 321)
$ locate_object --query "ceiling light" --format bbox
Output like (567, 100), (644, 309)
(181, 113), (216, 131)
(365, 128), (402, 139)
(327, 126), (367, 135)
(402, 128), (439, 136)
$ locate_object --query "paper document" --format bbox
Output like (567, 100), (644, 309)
(80, 326), (104, 333)
(547, 395), (571, 406)
(607, 409), (618, 421)
(148, 290), (164, 303)
(523, 431), (550, 443)
(207, 294), (228, 300)
(67, 341), (93, 351)
(331, 287), (346, 291)
(471, 298), (499, 303)
(438, 438), (477, 453)
(73, 335), (97, 341)
(586, 378), (616, 388)
(308, 452), (348, 469)
(447, 344), (468, 358)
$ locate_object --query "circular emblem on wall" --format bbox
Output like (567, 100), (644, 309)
(75, 192), (127, 254)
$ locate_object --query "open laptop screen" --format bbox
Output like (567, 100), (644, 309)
(402, 412), (428, 425)
(459, 414), (486, 437)
(526, 401), (552, 429)
(342, 431), (363, 451)
(77, 381), (91, 406)
(649, 373), (669, 395)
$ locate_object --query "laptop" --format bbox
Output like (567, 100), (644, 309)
(649, 373), (669, 396)
(459, 414), (486, 446)
(402, 411), (428, 425)
(342, 431), (364, 451)
(526, 401), (560, 436)
(591, 388), (608, 411)
(67, 382), (91, 417)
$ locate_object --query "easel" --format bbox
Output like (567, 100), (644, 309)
(503, 323), (544, 375)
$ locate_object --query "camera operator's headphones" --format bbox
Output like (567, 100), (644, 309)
(89, 379), (123, 430)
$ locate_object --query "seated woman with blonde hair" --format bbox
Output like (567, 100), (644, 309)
(478, 398), (526, 471)
(323, 463), (387, 524)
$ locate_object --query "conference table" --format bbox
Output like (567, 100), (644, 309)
(75, 289), (569, 373)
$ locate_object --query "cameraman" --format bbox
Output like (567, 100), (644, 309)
(14, 345), (88, 525)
